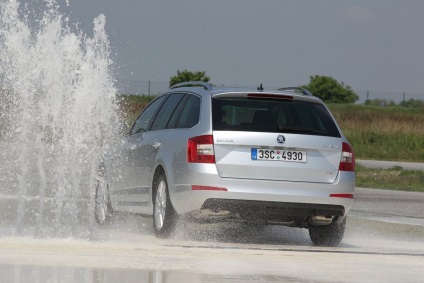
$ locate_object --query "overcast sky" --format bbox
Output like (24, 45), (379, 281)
(38, 1), (424, 94)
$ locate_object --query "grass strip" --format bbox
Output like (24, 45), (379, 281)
(328, 104), (424, 162)
(356, 164), (424, 192)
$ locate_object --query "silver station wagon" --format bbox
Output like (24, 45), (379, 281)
(95, 82), (355, 246)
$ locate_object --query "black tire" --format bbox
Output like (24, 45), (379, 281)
(152, 172), (177, 238)
(94, 166), (113, 225)
(308, 217), (346, 247)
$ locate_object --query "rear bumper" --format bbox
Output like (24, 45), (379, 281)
(202, 199), (345, 216)
(169, 164), (355, 218)
(187, 199), (345, 226)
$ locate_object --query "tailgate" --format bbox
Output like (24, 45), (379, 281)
(213, 131), (342, 183)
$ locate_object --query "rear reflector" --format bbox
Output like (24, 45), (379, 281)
(330, 193), (354, 199)
(187, 135), (215, 163)
(192, 185), (228, 191)
(339, 142), (355, 172)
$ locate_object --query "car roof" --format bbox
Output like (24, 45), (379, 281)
(169, 81), (323, 103)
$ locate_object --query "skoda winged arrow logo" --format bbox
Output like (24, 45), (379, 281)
(277, 135), (286, 144)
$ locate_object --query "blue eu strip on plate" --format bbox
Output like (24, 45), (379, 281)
(251, 148), (257, 160)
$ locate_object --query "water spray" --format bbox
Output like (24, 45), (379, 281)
(0, 0), (120, 237)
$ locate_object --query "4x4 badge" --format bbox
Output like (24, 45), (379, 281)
(277, 135), (286, 144)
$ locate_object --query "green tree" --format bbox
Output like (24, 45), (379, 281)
(169, 70), (210, 87)
(302, 75), (359, 103)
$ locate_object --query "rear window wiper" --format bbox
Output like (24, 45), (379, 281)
(277, 125), (327, 135)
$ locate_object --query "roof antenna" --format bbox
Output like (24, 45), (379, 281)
(257, 83), (263, 92)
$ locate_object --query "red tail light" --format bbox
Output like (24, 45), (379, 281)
(187, 135), (215, 163)
(339, 142), (355, 171)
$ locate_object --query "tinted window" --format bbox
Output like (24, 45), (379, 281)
(130, 95), (166, 135)
(167, 94), (188, 129)
(177, 95), (201, 128)
(151, 93), (186, 131)
(212, 98), (340, 137)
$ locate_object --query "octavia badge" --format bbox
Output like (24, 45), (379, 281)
(277, 135), (286, 144)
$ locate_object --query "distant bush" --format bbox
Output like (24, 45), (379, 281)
(117, 94), (156, 124)
(364, 99), (397, 107)
(399, 98), (424, 108)
(169, 70), (210, 87)
(364, 98), (424, 108)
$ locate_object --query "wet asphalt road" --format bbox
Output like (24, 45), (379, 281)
(0, 187), (423, 283)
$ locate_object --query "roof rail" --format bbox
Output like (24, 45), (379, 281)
(170, 81), (213, 91)
(277, 87), (313, 96)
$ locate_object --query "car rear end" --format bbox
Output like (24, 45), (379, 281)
(171, 89), (355, 228)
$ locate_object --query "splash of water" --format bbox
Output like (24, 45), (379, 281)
(0, 0), (120, 237)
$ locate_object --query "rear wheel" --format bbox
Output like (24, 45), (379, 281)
(94, 167), (112, 225)
(308, 217), (346, 247)
(153, 173), (176, 238)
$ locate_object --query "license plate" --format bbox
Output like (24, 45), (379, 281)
(251, 148), (307, 163)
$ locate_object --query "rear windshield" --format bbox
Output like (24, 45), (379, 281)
(212, 97), (341, 137)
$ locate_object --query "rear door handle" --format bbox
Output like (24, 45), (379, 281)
(153, 142), (161, 149)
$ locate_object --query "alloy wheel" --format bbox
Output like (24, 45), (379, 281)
(154, 180), (167, 231)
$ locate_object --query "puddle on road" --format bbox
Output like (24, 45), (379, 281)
(0, 264), (302, 283)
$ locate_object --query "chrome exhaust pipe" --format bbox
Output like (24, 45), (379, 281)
(309, 216), (334, 225)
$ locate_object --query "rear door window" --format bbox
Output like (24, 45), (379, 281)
(177, 95), (201, 128)
(167, 94), (188, 129)
(212, 97), (340, 137)
(150, 92), (186, 131)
